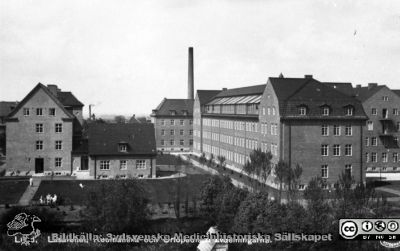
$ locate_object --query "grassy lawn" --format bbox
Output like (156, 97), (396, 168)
(0, 179), (29, 204)
(32, 174), (212, 206)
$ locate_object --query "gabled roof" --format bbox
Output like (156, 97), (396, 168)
(214, 84), (266, 98)
(353, 85), (385, 102)
(323, 82), (355, 97)
(87, 123), (156, 156)
(394, 90), (400, 97)
(57, 92), (84, 107)
(0, 101), (18, 118)
(269, 77), (367, 119)
(152, 99), (194, 117)
(7, 83), (75, 119)
(128, 115), (141, 124)
(196, 90), (221, 105)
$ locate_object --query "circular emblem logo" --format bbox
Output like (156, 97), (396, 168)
(362, 221), (373, 232)
(341, 221), (358, 239)
(388, 221), (399, 232)
(375, 221), (386, 232)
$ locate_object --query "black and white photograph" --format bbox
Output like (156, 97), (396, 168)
(1, 0), (400, 250)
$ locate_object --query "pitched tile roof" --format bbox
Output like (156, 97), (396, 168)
(57, 92), (84, 107)
(214, 84), (266, 97)
(128, 115), (141, 124)
(269, 77), (367, 119)
(323, 82), (355, 97)
(196, 90), (221, 105)
(87, 123), (156, 156)
(394, 90), (400, 97)
(152, 99), (194, 117)
(353, 85), (385, 102)
(0, 101), (18, 118)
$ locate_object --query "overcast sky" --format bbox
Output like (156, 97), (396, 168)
(1, 0), (400, 117)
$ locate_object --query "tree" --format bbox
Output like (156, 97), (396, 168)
(208, 153), (214, 167)
(199, 153), (207, 166)
(243, 149), (273, 191)
(217, 155), (226, 169)
(84, 180), (149, 233)
(274, 160), (289, 203)
(114, 115), (126, 124)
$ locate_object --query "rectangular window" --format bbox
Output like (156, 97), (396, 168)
(333, 145), (340, 156)
(345, 144), (352, 156)
(393, 153), (398, 163)
(170, 119), (174, 126)
(100, 160), (110, 170)
(23, 108), (30, 116)
(346, 107), (353, 116)
(160, 119), (165, 126)
(321, 125), (329, 136)
(365, 137), (369, 146)
(180, 129), (184, 136)
(321, 145), (329, 156)
(383, 96), (389, 101)
(345, 164), (352, 177)
(189, 130), (193, 136)
(161, 129), (165, 136)
(55, 123), (62, 133)
(49, 108), (56, 116)
(55, 140), (62, 150)
(371, 152), (377, 162)
(36, 140), (43, 150)
(393, 108), (398, 115)
(189, 139), (193, 146)
(161, 139), (165, 146)
(371, 137), (377, 146)
(120, 160), (127, 170)
(299, 107), (306, 115)
(36, 108), (43, 116)
(170, 130), (175, 136)
(136, 160), (146, 169)
(55, 158), (62, 168)
(119, 145), (127, 152)
(367, 121), (373, 131)
(189, 120), (193, 125)
(345, 125), (352, 136)
(322, 107), (330, 116)
(382, 153), (388, 163)
(397, 122), (400, 132)
(180, 119), (184, 125)
(321, 165), (328, 178)
(36, 123), (43, 133)
(170, 139), (174, 146)
(371, 108), (377, 115)
(180, 139), (184, 146)
(366, 153), (369, 162)
(333, 125), (340, 136)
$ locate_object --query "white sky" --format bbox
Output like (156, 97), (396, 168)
(1, 0), (400, 117)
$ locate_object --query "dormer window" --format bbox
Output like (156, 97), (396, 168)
(118, 143), (128, 152)
(345, 106), (354, 116)
(298, 106), (307, 115)
(170, 110), (176, 115)
(182, 110), (188, 116)
(321, 106), (330, 116)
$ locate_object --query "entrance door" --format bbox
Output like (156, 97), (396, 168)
(35, 158), (44, 173)
(81, 156), (89, 171)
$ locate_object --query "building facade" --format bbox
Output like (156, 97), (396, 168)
(6, 83), (83, 175)
(354, 84), (400, 179)
(72, 123), (157, 179)
(151, 98), (194, 152)
(0, 101), (18, 155)
(195, 75), (368, 187)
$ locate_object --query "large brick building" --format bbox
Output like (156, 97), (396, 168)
(151, 99), (194, 152)
(194, 75), (368, 187)
(354, 84), (400, 179)
(6, 83), (83, 175)
(72, 123), (157, 179)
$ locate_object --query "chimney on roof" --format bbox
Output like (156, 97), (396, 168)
(279, 73), (284, 78)
(356, 84), (361, 88)
(304, 75), (313, 79)
(188, 47), (194, 100)
(368, 83), (378, 90)
(47, 85), (60, 96)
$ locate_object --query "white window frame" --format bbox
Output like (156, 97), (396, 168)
(100, 160), (110, 170)
(120, 160), (127, 170)
(321, 145), (329, 156)
(49, 108), (56, 116)
(55, 158), (62, 168)
(36, 123), (43, 133)
(333, 145), (340, 156)
(55, 140), (62, 150)
(321, 165), (328, 178)
(333, 125), (340, 136)
(55, 123), (62, 133)
(136, 160), (146, 169)
(345, 144), (352, 156)
(36, 108), (43, 116)
(36, 140), (43, 150)
(321, 125), (329, 136)
(345, 125), (352, 136)
(119, 144), (127, 152)
(23, 108), (30, 116)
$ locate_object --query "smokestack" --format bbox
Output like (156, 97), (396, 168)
(188, 47), (194, 99)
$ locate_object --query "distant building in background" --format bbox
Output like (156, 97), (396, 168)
(5, 83), (84, 175)
(0, 101), (18, 155)
(128, 114), (141, 124)
(151, 98), (194, 152)
(151, 47), (195, 152)
(72, 123), (157, 179)
(354, 83), (400, 180)
(196, 75), (368, 187)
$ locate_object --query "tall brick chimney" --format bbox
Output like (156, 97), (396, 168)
(188, 47), (194, 99)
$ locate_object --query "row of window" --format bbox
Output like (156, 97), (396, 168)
(203, 119), (260, 133)
(366, 152), (399, 163)
(367, 121), (400, 131)
(159, 119), (193, 126)
(260, 123), (278, 135)
(298, 106), (354, 116)
(321, 164), (352, 178)
(261, 106), (277, 116)
(35, 123), (63, 133)
(160, 139), (193, 146)
(370, 108), (399, 116)
(321, 125), (352, 136)
(99, 160), (147, 170)
(161, 129), (193, 136)
(321, 144), (352, 156)
(23, 107), (57, 116)
(35, 140), (63, 150)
